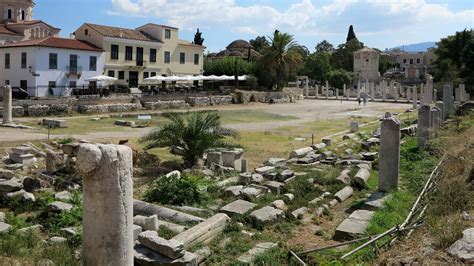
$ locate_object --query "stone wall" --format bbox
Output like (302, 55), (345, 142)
(186, 96), (234, 107)
(234, 90), (297, 104)
(77, 103), (141, 114)
(0, 104), (71, 117)
(143, 100), (190, 110)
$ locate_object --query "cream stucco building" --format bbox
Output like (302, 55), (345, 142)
(0, 0), (60, 44)
(353, 47), (380, 83)
(73, 23), (205, 88)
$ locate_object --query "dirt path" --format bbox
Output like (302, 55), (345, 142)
(0, 100), (410, 144)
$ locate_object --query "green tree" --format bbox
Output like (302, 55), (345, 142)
(432, 29), (474, 89)
(346, 25), (357, 42)
(292, 45), (310, 60)
(331, 38), (364, 71)
(260, 30), (303, 90)
(300, 51), (332, 82)
(204, 57), (256, 87)
(139, 111), (235, 167)
(193, 28), (204, 45)
(315, 40), (334, 53)
(328, 68), (352, 89)
(249, 36), (270, 52)
(379, 56), (397, 74)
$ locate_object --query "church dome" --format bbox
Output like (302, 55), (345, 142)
(226, 39), (252, 50)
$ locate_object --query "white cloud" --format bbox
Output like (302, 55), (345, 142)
(109, 0), (474, 50)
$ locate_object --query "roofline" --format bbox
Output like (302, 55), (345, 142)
(178, 42), (206, 49)
(6, 20), (61, 30)
(82, 23), (163, 43)
(138, 23), (179, 30)
(0, 31), (24, 36)
(0, 37), (104, 52)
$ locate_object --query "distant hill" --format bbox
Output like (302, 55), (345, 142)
(388, 42), (437, 52)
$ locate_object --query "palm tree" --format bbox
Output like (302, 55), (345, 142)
(261, 30), (303, 89)
(139, 111), (235, 167)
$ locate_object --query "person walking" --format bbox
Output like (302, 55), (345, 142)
(363, 97), (367, 106)
(358, 98), (361, 106)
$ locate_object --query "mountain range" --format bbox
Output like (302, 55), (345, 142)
(388, 42), (437, 52)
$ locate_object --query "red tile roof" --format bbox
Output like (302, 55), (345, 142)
(85, 23), (161, 42)
(0, 37), (103, 52)
(0, 25), (23, 36)
(5, 20), (60, 30)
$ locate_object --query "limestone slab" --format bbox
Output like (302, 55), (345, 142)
(219, 200), (257, 216)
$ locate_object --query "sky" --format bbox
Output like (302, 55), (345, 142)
(35, 0), (474, 53)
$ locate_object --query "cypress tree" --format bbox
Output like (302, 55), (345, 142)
(346, 25), (357, 42)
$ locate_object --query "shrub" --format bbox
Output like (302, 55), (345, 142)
(144, 173), (203, 205)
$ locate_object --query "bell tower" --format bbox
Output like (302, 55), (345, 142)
(1, 0), (34, 23)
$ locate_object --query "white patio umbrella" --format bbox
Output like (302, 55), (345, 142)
(144, 76), (170, 82)
(85, 75), (118, 82)
(238, 75), (248, 81)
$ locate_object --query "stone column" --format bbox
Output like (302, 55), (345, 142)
(365, 79), (369, 94)
(430, 106), (441, 137)
(315, 85), (319, 98)
(393, 81), (399, 101)
(2, 85), (13, 124)
(435, 101), (444, 125)
(406, 86), (411, 102)
(77, 144), (134, 266)
(357, 81), (361, 98)
(412, 86), (418, 109)
(417, 105), (431, 150)
(382, 81), (387, 101)
(344, 84), (349, 101)
(325, 81), (329, 99)
(442, 84), (453, 119)
(370, 83), (375, 101)
(335, 89), (339, 100)
(459, 84), (466, 102)
(378, 113), (400, 192)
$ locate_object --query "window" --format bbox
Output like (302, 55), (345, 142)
(85, 29), (88, 36)
(5, 80), (10, 85)
(7, 9), (12, 20)
(125, 46), (133, 60)
(150, 48), (157, 63)
(21, 52), (27, 69)
(403, 59), (407, 63)
(416, 58), (420, 64)
(194, 54), (199, 65)
(164, 51), (170, 64)
(111, 44), (119, 60)
(118, 71), (125, 80)
(89, 56), (97, 71)
(150, 72), (156, 77)
(48, 81), (56, 88)
(69, 55), (78, 71)
(409, 59), (413, 64)
(165, 29), (171, 39)
(108, 70), (115, 77)
(143, 72), (149, 79)
(180, 52), (185, 64)
(21, 10), (25, 20)
(5, 53), (10, 69)
(69, 81), (77, 88)
(20, 80), (27, 90)
(49, 53), (57, 69)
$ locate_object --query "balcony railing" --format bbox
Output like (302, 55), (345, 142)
(66, 66), (82, 76)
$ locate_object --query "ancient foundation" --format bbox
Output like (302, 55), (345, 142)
(77, 144), (134, 266)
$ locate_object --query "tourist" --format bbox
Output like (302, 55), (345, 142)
(358, 98), (362, 106)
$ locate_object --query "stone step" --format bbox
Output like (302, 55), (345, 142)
(333, 210), (374, 241)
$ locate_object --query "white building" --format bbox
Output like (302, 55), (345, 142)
(0, 36), (104, 97)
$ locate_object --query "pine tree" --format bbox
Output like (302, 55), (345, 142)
(193, 28), (204, 45)
(346, 25), (357, 42)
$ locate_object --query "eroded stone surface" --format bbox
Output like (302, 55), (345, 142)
(220, 200), (257, 216)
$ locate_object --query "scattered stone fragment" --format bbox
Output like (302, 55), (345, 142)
(290, 147), (313, 158)
(352, 168), (371, 188)
(315, 207), (325, 217)
(22, 177), (49, 192)
(47, 201), (73, 213)
(271, 200), (287, 211)
(297, 157), (315, 164)
(0, 169), (14, 180)
(350, 121), (359, 133)
(0, 222), (12, 233)
(328, 199), (338, 208)
(283, 193), (294, 203)
(4, 164), (23, 170)
(18, 224), (43, 236)
(216, 176), (238, 188)
(314, 225), (324, 235)
(219, 200), (257, 217)
(278, 169), (294, 181)
(165, 170), (181, 178)
(362, 191), (391, 211)
(321, 138), (331, 146)
(54, 191), (72, 201)
(334, 210), (374, 241)
(138, 230), (185, 259)
(240, 185), (267, 200)
(264, 158), (286, 167)
(49, 237), (68, 245)
(194, 246), (211, 265)
(254, 166), (275, 175)
(0, 212), (4, 222)
(334, 186), (353, 203)
(362, 152), (378, 161)
(134, 215), (186, 234)
(447, 228), (474, 263)
(335, 169), (351, 184)
(250, 173), (264, 184)
(264, 181), (285, 195)
(5, 189), (35, 203)
(172, 213), (230, 248)
(0, 179), (23, 192)
(61, 227), (78, 238)
(224, 185), (243, 197)
(311, 143), (327, 152)
(291, 207), (308, 219)
(250, 206), (285, 227)
(237, 242), (278, 264)
(133, 224), (143, 241)
(134, 244), (197, 265)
